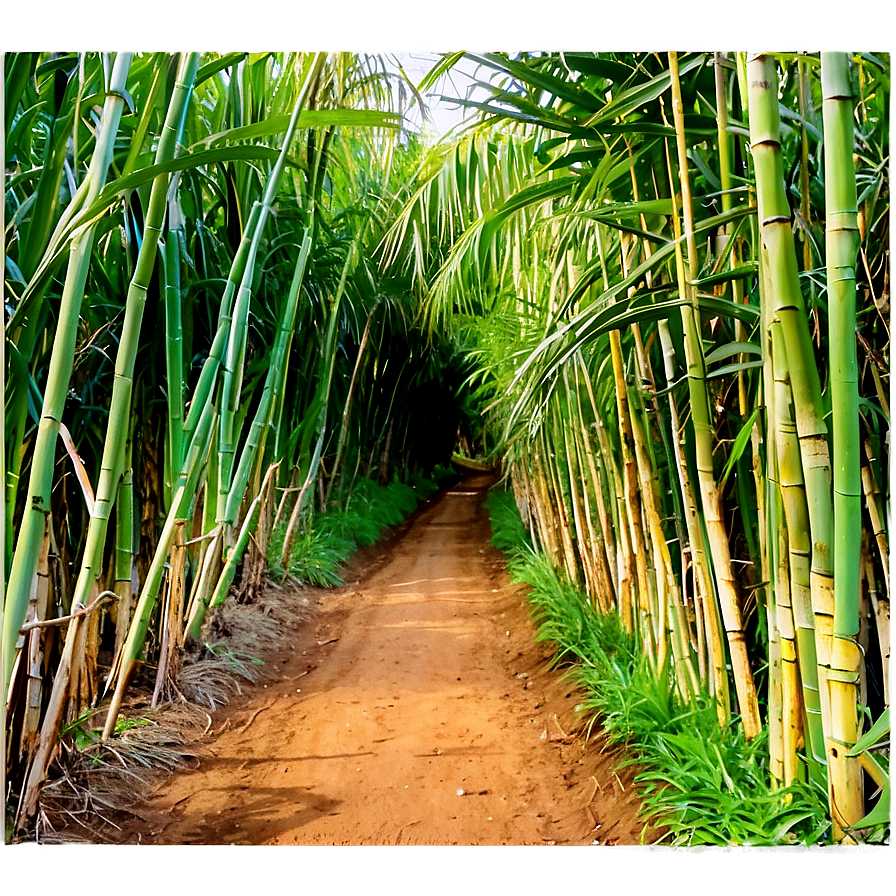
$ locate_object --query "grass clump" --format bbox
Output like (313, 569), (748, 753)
(485, 485), (831, 846)
(484, 487), (531, 556)
(271, 474), (436, 586)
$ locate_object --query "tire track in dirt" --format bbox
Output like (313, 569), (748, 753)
(123, 474), (650, 845)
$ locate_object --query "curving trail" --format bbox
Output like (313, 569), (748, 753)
(124, 474), (649, 845)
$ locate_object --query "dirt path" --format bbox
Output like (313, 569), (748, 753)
(122, 474), (649, 845)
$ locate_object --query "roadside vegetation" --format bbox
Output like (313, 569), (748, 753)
(487, 487), (832, 845)
(3, 50), (890, 845)
(383, 52), (889, 845)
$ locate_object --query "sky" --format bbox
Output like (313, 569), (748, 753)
(390, 52), (490, 137)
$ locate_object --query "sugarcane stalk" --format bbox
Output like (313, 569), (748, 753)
(101, 398), (216, 740)
(207, 463), (280, 612)
(3, 52), (133, 691)
(217, 54), (326, 533)
(65, 53), (198, 623)
(223, 230), (312, 531)
(668, 53), (759, 737)
(821, 50), (865, 838)
(770, 321), (827, 785)
(162, 199), (187, 492)
(279, 238), (353, 568)
(185, 232), (311, 635)
(861, 441), (889, 590)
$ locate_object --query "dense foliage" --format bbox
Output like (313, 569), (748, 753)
(3, 50), (890, 846)
(3, 52), (469, 834)
(385, 51), (889, 844)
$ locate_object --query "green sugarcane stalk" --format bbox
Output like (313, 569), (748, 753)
(3, 52), (133, 691)
(668, 52), (759, 738)
(279, 238), (354, 568)
(102, 399), (216, 739)
(272, 233), (314, 464)
(162, 198), (187, 489)
(771, 321), (827, 786)
(759, 245), (788, 785)
(222, 230), (312, 530)
(112, 436), (136, 665)
(747, 54), (836, 653)
(64, 53), (199, 635)
(205, 462), (280, 614)
(821, 50), (865, 837)
(746, 52), (844, 822)
(176, 195), (263, 527)
(217, 53), (326, 532)
(176, 238), (264, 567)
(185, 232), (312, 636)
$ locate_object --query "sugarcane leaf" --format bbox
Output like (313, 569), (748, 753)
(195, 52), (247, 86)
(487, 176), (579, 228)
(558, 54), (634, 84)
(564, 203), (755, 312)
(858, 397), (890, 426)
(467, 53), (606, 113)
(546, 147), (605, 171)
(587, 53), (705, 124)
(5, 100), (45, 157)
(704, 341), (762, 365)
(4, 254), (27, 286)
(197, 109), (402, 150)
(851, 780), (890, 830)
(34, 54), (78, 78)
(848, 707), (889, 755)
(719, 408), (760, 488)
(696, 293), (761, 322)
(689, 147), (722, 191)
(706, 360), (765, 380)
(691, 263), (758, 288)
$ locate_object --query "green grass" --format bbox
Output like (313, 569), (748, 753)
(270, 474), (437, 586)
(485, 486), (831, 846)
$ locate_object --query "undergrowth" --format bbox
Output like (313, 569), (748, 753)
(270, 470), (451, 586)
(484, 487), (831, 846)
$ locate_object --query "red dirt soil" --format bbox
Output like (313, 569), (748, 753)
(118, 474), (651, 845)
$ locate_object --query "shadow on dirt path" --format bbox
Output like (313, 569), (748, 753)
(119, 474), (651, 845)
